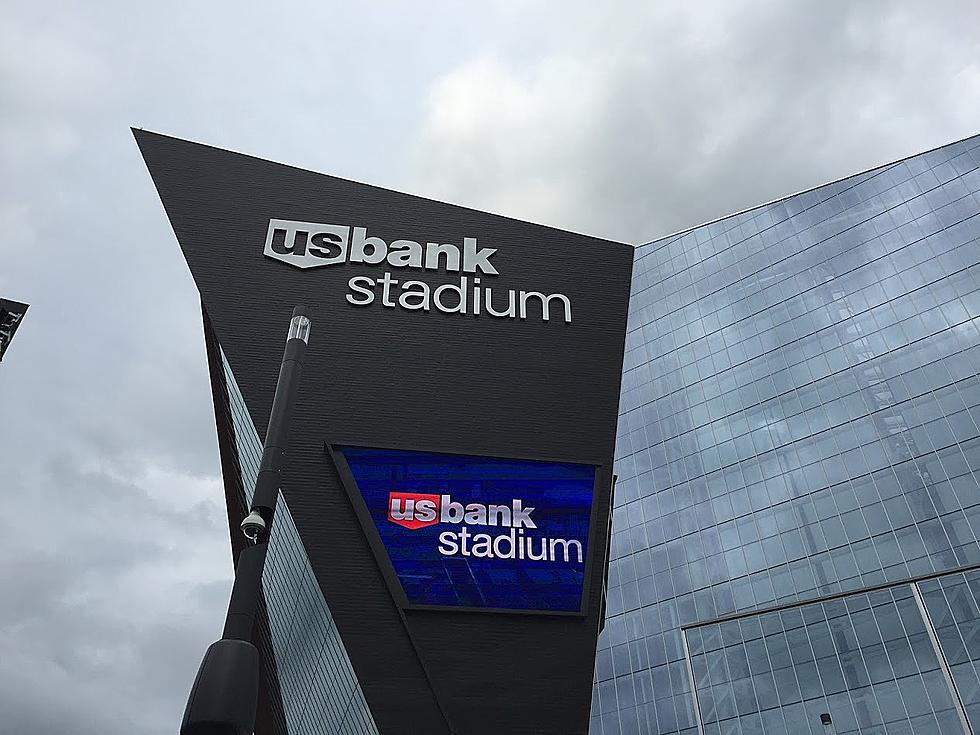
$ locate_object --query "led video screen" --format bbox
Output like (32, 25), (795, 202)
(338, 446), (596, 613)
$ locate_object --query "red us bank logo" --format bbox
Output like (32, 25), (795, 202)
(387, 492), (441, 530)
(387, 491), (537, 531)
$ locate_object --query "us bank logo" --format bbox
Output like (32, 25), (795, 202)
(264, 218), (573, 323)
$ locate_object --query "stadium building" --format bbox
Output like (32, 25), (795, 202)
(597, 133), (980, 735)
(139, 129), (980, 734)
(137, 129), (632, 735)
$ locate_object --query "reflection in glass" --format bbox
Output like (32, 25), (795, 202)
(597, 135), (980, 734)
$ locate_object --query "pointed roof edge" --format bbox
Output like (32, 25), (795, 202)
(0, 298), (29, 313)
(639, 130), (980, 252)
(131, 127), (635, 251)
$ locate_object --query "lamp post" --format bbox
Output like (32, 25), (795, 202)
(181, 306), (311, 735)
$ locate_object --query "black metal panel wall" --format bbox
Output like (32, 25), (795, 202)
(0, 297), (29, 362)
(136, 129), (633, 734)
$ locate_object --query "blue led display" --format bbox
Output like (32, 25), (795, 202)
(339, 447), (596, 613)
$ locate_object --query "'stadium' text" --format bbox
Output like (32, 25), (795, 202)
(437, 527), (584, 563)
(346, 274), (571, 323)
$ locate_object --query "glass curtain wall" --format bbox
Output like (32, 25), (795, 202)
(687, 582), (967, 735)
(918, 570), (980, 730)
(594, 134), (980, 734)
(221, 349), (379, 735)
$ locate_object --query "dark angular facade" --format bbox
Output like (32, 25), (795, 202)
(595, 133), (980, 735)
(136, 130), (633, 735)
(0, 298), (28, 362)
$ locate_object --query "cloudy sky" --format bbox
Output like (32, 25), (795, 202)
(1, 1), (979, 732)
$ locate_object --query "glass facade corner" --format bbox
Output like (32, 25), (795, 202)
(220, 349), (379, 735)
(596, 134), (980, 734)
(918, 570), (980, 729)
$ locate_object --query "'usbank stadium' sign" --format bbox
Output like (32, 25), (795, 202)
(335, 446), (596, 613)
(264, 219), (573, 323)
(136, 128), (633, 733)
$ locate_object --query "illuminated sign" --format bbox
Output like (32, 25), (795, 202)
(335, 446), (596, 613)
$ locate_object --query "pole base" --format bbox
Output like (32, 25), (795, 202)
(180, 638), (259, 735)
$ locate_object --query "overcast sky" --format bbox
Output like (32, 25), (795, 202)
(1, 2), (979, 733)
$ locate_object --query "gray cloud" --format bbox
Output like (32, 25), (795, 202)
(0, 1), (978, 733)
(0, 450), (230, 735)
(413, 0), (980, 244)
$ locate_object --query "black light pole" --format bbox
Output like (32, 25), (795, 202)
(181, 306), (311, 735)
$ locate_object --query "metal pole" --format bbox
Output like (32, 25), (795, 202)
(180, 306), (310, 735)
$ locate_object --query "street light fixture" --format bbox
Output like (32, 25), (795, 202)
(180, 306), (311, 735)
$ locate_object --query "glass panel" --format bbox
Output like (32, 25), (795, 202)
(919, 570), (980, 730)
(689, 587), (964, 734)
(597, 134), (980, 734)
(222, 350), (379, 734)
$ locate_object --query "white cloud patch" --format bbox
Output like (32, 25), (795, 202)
(415, 0), (980, 243)
(0, 0), (978, 732)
